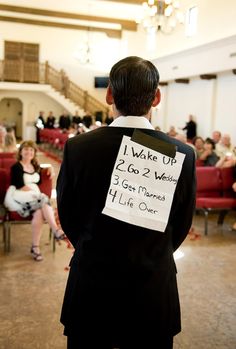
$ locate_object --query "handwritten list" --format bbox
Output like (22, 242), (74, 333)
(102, 135), (185, 232)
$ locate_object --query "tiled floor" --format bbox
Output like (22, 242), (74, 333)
(0, 152), (236, 349)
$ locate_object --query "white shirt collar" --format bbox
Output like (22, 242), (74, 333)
(109, 116), (154, 130)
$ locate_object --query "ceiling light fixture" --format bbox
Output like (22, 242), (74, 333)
(137, 0), (185, 35)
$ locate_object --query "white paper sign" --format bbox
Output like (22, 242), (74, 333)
(102, 135), (185, 232)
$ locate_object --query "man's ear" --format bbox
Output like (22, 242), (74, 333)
(152, 88), (161, 107)
(106, 85), (114, 105)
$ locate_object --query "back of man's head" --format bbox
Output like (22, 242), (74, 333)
(109, 56), (159, 116)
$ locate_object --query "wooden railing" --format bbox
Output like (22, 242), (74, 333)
(0, 59), (109, 118)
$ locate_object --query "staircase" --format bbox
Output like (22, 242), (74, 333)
(45, 86), (85, 115)
(0, 60), (109, 118)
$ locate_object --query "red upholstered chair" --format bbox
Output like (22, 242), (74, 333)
(0, 168), (8, 221)
(221, 167), (236, 197)
(195, 159), (204, 166)
(0, 156), (16, 229)
(0, 157), (17, 171)
(0, 152), (16, 159)
(3, 168), (54, 252)
(0, 169), (9, 246)
(56, 132), (68, 151)
(196, 167), (236, 235)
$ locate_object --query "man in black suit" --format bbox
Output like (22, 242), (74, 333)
(45, 111), (56, 129)
(35, 111), (45, 144)
(182, 114), (197, 141)
(59, 111), (71, 130)
(57, 56), (196, 349)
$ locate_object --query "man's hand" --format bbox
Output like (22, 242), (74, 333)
(45, 166), (55, 179)
(21, 185), (32, 191)
(232, 182), (236, 192)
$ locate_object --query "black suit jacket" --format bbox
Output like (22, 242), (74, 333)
(59, 115), (71, 129)
(56, 126), (196, 345)
(45, 116), (55, 129)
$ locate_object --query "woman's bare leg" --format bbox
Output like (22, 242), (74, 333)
(41, 204), (60, 234)
(31, 209), (44, 260)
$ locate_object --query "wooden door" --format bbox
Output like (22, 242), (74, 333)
(4, 41), (39, 83)
(4, 41), (21, 81)
(22, 43), (39, 82)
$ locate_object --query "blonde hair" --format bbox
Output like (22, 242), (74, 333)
(5, 133), (16, 146)
(17, 140), (40, 172)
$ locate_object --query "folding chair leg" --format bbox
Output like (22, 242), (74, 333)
(2, 224), (6, 243)
(49, 228), (56, 253)
(53, 236), (56, 253)
(217, 210), (227, 225)
(3, 221), (11, 253)
(204, 210), (209, 236)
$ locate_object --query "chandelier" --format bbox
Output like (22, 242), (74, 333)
(77, 41), (93, 65)
(138, 0), (185, 35)
(74, 29), (94, 65)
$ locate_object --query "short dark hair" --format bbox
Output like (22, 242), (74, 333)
(109, 56), (160, 116)
(205, 137), (215, 150)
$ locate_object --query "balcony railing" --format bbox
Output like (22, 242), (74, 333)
(0, 59), (109, 118)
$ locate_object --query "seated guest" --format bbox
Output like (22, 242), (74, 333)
(167, 126), (178, 137)
(4, 140), (65, 261)
(193, 136), (205, 159)
(212, 130), (221, 144)
(175, 133), (197, 157)
(76, 123), (86, 135)
(45, 111), (56, 129)
(231, 182), (236, 231)
(199, 138), (219, 166)
(3, 128), (17, 153)
(216, 153), (236, 168)
(215, 134), (236, 159)
(0, 125), (6, 152)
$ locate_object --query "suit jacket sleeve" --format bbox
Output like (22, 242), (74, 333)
(171, 146), (196, 251)
(56, 141), (80, 248)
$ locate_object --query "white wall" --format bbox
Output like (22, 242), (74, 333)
(0, 90), (65, 139)
(214, 72), (236, 140)
(0, 97), (22, 137)
(151, 71), (236, 146)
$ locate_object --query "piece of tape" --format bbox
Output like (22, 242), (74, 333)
(131, 129), (176, 158)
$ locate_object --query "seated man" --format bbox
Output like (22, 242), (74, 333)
(231, 181), (236, 231)
(199, 138), (219, 166)
(215, 134), (236, 160)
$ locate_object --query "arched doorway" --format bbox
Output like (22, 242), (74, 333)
(0, 98), (23, 139)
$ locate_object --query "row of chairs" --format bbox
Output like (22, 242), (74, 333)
(196, 166), (236, 234)
(2, 152), (235, 247)
(0, 152), (55, 252)
(39, 128), (69, 153)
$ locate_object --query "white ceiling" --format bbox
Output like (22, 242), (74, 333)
(1, 0), (236, 60)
